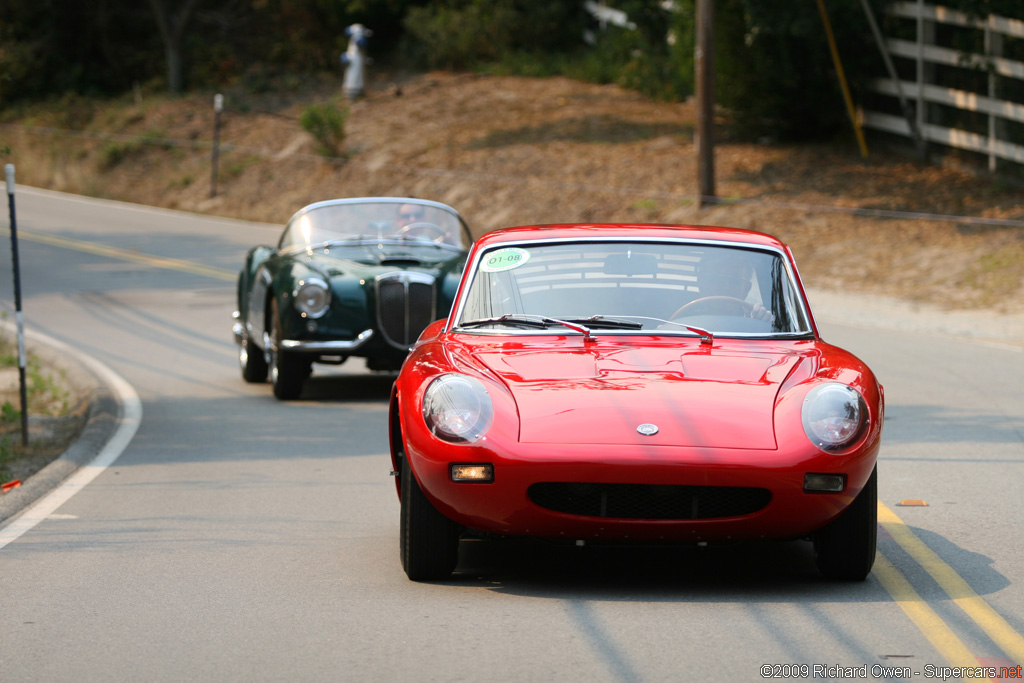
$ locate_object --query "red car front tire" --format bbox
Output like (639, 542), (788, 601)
(813, 466), (877, 581)
(400, 459), (461, 581)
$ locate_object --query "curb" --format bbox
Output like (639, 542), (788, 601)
(0, 325), (122, 524)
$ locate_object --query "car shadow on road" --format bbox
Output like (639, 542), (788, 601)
(298, 371), (397, 402)
(438, 523), (1012, 604)
(446, 536), (842, 598)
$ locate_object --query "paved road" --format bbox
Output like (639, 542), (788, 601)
(1, 188), (1022, 682)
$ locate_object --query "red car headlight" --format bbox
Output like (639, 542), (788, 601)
(422, 375), (494, 443)
(801, 383), (867, 451)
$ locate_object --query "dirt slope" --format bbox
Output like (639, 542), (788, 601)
(4, 70), (1024, 313)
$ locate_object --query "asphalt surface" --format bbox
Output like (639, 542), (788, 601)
(1, 186), (1022, 683)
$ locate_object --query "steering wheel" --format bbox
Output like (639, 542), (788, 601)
(671, 296), (753, 319)
(398, 222), (447, 243)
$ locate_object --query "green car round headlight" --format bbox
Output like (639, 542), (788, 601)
(294, 278), (330, 318)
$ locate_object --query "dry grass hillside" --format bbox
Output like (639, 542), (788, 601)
(4, 69), (1024, 313)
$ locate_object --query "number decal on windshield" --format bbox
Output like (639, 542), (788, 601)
(480, 247), (530, 272)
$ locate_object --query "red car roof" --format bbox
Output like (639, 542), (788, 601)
(474, 223), (789, 250)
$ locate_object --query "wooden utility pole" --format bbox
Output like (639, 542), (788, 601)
(696, 0), (716, 208)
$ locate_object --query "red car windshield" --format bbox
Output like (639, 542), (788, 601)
(455, 241), (812, 336)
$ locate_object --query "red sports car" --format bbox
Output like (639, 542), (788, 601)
(389, 224), (884, 581)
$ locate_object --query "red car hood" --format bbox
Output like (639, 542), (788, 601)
(474, 345), (805, 449)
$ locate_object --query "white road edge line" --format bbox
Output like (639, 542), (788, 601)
(0, 330), (141, 550)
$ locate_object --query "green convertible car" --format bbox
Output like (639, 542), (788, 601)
(233, 197), (472, 399)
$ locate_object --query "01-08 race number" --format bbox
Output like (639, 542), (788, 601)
(480, 247), (530, 272)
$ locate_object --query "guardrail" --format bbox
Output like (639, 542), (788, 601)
(862, 1), (1024, 173)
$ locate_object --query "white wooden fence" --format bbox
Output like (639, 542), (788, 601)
(862, 0), (1024, 173)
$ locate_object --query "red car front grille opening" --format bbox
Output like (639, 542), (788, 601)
(527, 483), (772, 520)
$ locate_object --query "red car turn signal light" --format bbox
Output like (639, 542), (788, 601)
(451, 464), (494, 483)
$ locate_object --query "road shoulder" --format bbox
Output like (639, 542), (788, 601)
(0, 325), (121, 524)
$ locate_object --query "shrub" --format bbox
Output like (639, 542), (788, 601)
(402, 0), (590, 71)
(98, 139), (142, 170)
(403, 0), (518, 70)
(299, 101), (348, 158)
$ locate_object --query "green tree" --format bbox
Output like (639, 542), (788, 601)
(0, 0), (157, 102)
(944, 0), (1020, 18)
(146, 0), (203, 94)
(714, 0), (890, 140)
(588, 0), (692, 101)
(401, 0), (589, 70)
(591, 0), (896, 140)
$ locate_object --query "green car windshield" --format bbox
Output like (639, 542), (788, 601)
(279, 200), (467, 252)
(455, 241), (813, 337)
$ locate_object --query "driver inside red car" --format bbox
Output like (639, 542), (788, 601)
(695, 249), (775, 322)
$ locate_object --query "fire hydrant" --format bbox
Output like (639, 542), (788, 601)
(340, 24), (372, 99)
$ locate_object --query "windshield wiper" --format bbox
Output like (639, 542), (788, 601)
(458, 314), (596, 341)
(559, 315), (643, 330)
(655, 319), (714, 344)
(458, 314), (551, 330)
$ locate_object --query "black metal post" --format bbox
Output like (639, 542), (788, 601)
(5, 164), (29, 447)
(210, 93), (223, 198)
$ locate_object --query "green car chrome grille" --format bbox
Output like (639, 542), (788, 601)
(375, 272), (437, 349)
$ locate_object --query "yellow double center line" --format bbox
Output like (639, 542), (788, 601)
(876, 502), (1024, 676)
(16, 230), (237, 282)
